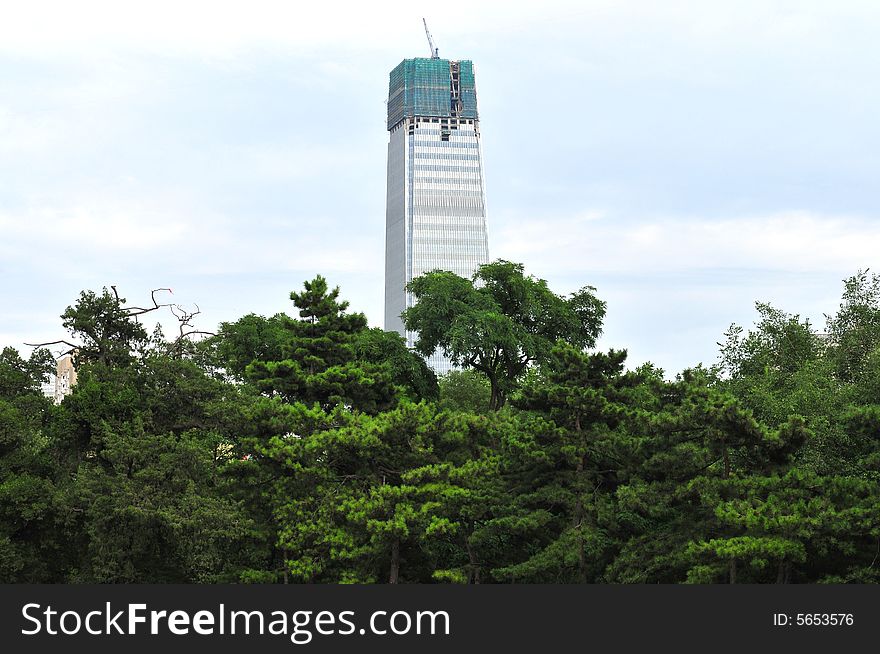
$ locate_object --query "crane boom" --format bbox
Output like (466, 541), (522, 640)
(423, 18), (439, 59)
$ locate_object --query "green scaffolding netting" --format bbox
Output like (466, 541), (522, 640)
(387, 58), (478, 129)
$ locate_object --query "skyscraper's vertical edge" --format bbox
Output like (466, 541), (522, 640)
(384, 122), (407, 337)
(384, 57), (489, 375)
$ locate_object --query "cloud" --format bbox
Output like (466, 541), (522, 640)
(488, 208), (878, 374)
(494, 210), (880, 278)
(3, 1), (875, 61)
(0, 203), (188, 257)
(3, 0), (880, 376)
(220, 143), (374, 183)
(0, 1), (523, 58)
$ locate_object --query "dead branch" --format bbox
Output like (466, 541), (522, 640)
(23, 339), (78, 349)
(122, 288), (175, 316)
(178, 330), (216, 339)
(27, 287), (213, 358)
(23, 339), (78, 356)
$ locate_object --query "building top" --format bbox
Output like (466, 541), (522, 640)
(387, 57), (478, 130)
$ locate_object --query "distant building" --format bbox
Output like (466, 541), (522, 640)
(53, 354), (76, 404)
(383, 55), (490, 374)
(40, 378), (56, 401)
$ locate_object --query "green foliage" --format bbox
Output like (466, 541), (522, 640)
(4, 265), (880, 584)
(826, 270), (880, 383)
(207, 313), (289, 381)
(0, 348), (65, 582)
(62, 288), (149, 367)
(437, 369), (491, 413)
(69, 423), (252, 582)
(213, 276), (403, 414)
(495, 343), (640, 582)
(353, 328), (438, 402)
(404, 260), (606, 410)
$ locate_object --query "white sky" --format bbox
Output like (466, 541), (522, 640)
(2, 0), (879, 375)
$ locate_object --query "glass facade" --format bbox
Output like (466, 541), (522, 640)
(384, 58), (489, 375)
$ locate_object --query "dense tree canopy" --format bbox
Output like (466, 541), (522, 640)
(1, 265), (879, 584)
(403, 260), (605, 410)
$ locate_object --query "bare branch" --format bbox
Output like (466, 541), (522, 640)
(30, 286), (211, 361)
(123, 288), (174, 316)
(24, 339), (78, 350)
(178, 330), (216, 339)
(23, 339), (78, 357)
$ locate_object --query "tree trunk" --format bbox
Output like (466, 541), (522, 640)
(778, 562), (791, 584)
(488, 373), (503, 411)
(577, 528), (586, 583)
(466, 542), (481, 584)
(574, 409), (587, 582)
(575, 451), (587, 583)
(722, 442), (730, 479)
(389, 538), (400, 584)
(729, 558), (737, 584)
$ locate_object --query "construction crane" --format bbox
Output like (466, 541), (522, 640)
(423, 18), (439, 59)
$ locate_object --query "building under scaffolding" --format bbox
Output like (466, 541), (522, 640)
(383, 56), (489, 374)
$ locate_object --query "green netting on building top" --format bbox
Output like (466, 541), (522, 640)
(458, 60), (478, 119)
(387, 58), (479, 129)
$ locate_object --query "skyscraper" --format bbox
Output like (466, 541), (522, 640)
(383, 56), (490, 374)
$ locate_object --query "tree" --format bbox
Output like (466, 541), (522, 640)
(437, 369), (491, 413)
(6, 268), (880, 585)
(206, 313), (290, 381)
(0, 348), (65, 582)
(496, 343), (638, 582)
(40, 289), (263, 582)
(352, 328), (438, 403)
(209, 278), (439, 582)
(719, 302), (822, 381)
(239, 276), (398, 413)
(271, 403), (441, 583)
(402, 410), (509, 583)
(67, 420), (254, 582)
(404, 260), (606, 410)
(61, 288), (150, 368)
(718, 302), (852, 476)
(825, 270), (880, 383)
(29, 286), (214, 368)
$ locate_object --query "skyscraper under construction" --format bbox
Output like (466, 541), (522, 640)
(383, 52), (490, 374)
